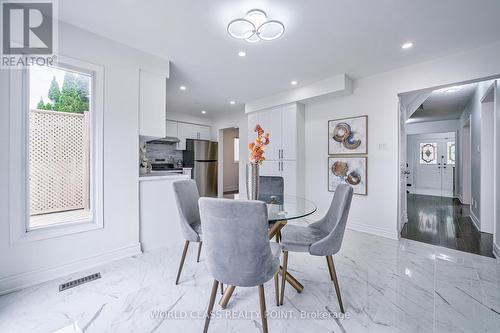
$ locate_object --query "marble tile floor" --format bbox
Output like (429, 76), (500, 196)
(1, 229), (500, 333)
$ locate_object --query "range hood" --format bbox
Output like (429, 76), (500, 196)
(146, 136), (180, 144)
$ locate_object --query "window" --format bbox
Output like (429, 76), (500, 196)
(28, 65), (93, 229)
(447, 142), (456, 165)
(419, 142), (437, 164)
(234, 137), (240, 163)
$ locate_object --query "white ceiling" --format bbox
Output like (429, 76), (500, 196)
(58, 0), (500, 118)
(409, 82), (478, 123)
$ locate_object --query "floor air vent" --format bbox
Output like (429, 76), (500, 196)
(59, 272), (101, 291)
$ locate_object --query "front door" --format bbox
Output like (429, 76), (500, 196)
(412, 135), (455, 197)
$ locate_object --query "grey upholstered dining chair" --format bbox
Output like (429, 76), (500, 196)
(172, 180), (204, 285)
(199, 198), (281, 333)
(279, 184), (353, 312)
(258, 176), (284, 205)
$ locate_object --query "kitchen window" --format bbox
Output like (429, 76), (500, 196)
(234, 137), (239, 163)
(8, 56), (104, 242)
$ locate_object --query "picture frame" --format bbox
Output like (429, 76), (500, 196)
(328, 115), (368, 155)
(328, 156), (367, 195)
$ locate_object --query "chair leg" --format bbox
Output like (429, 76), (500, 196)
(258, 285), (268, 333)
(175, 241), (190, 285)
(203, 279), (219, 333)
(220, 283), (224, 295)
(274, 272), (279, 306)
(280, 251), (288, 305)
(197, 242), (203, 263)
(326, 255), (345, 313)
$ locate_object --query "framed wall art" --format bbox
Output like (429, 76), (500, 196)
(328, 116), (367, 155)
(328, 156), (367, 195)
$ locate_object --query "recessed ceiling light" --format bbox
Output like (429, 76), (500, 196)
(230, 101), (236, 105)
(401, 42), (414, 49)
(290, 80), (298, 85)
(238, 51), (246, 57)
(201, 110), (207, 114)
(179, 85), (187, 91)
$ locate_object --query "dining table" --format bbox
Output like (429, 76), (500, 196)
(219, 193), (317, 309)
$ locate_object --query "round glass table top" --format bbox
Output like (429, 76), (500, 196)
(225, 194), (317, 222)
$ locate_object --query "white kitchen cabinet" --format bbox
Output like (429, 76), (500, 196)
(198, 126), (211, 140)
(177, 122), (212, 150)
(248, 102), (304, 196)
(139, 69), (166, 137)
(281, 160), (297, 196)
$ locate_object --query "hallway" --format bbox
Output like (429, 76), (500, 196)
(401, 194), (494, 257)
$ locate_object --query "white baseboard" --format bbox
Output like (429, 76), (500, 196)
(0, 243), (141, 296)
(470, 211), (480, 231)
(493, 243), (500, 260)
(347, 222), (399, 241)
(412, 188), (454, 198)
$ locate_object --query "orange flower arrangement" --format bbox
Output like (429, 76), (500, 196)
(248, 124), (270, 165)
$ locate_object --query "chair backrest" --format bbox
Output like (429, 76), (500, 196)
(258, 176), (284, 204)
(172, 180), (201, 242)
(199, 198), (277, 287)
(309, 184), (354, 256)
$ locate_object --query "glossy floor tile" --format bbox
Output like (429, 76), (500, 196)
(1, 229), (500, 333)
(401, 194), (494, 257)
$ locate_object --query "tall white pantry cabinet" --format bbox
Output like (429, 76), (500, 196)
(247, 102), (305, 197)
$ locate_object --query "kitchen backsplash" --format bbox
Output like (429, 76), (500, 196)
(145, 143), (183, 162)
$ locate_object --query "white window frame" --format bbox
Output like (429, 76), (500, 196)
(233, 137), (239, 163)
(8, 55), (104, 243)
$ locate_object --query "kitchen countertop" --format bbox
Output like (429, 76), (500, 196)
(139, 171), (191, 182)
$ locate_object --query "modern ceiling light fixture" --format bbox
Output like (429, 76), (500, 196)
(290, 80), (298, 85)
(201, 110), (207, 114)
(230, 100), (236, 105)
(179, 85), (187, 91)
(238, 51), (246, 57)
(227, 9), (285, 43)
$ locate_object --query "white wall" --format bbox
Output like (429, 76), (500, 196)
(406, 119), (460, 135)
(0, 21), (170, 293)
(459, 80), (496, 228)
(480, 99), (495, 233)
(304, 41), (500, 240)
(222, 128), (239, 192)
(460, 124), (471, 204)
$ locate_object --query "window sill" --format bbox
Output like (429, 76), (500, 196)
(12, 217), (103, 244)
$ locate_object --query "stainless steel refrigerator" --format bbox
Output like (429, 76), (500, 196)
(183, 139), (218, 197)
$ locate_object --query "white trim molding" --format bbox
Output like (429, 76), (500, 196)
(8, 55), (105, 244)
(347, 221), (399, 240)
(0, 243), (141, 296)
(470, 211), (480, 231)
(493, 243), (500, 260)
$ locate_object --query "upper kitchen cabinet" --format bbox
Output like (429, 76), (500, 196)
(177, 122), (212, 150)
(139, 69), (167, 138)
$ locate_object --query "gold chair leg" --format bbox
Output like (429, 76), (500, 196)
(203, 279), (219, 333)
(274, 272), (279, 306)
(280, 251), (288, 305)
(219, 285), (235, 309)
(175, 241), (190, 285)
(220, 283), (224, 295)
(258, 285), (268, 333)
(197, 241), (203, 263)
(326, 255), (345, 313)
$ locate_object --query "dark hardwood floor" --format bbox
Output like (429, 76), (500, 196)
(401, 194), (494, 257)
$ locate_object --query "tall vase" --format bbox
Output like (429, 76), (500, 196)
(246, 163), (259, 200)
